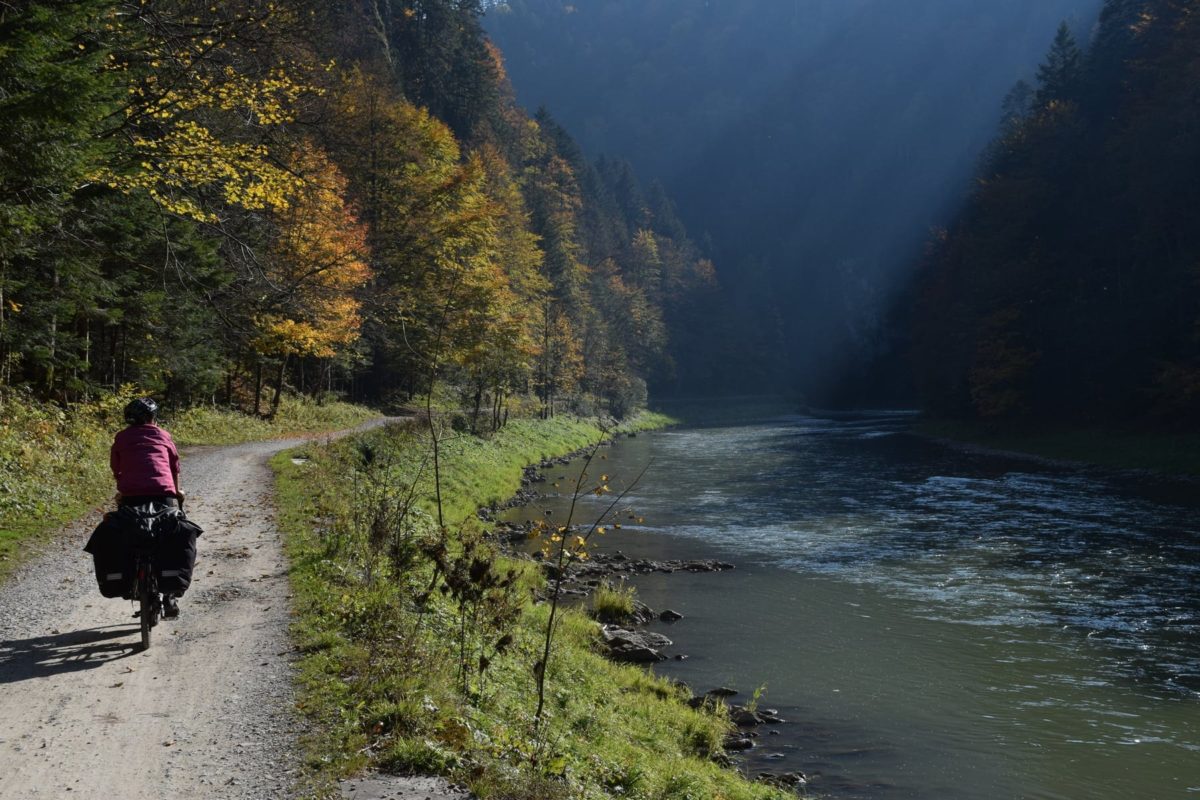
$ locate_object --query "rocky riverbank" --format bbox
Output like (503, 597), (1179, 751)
(484, 450), (807, 793)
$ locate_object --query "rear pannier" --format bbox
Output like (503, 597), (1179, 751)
(154, 515), (202, 595)
(83, 503), (203, 598)
(83, 510), (138, 598)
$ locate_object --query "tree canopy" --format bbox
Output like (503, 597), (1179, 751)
(0, 0), (716, 421)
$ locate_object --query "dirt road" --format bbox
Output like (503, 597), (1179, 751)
(0, 434), (338, 799)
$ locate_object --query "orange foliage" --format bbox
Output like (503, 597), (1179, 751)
(254, 142), (371, 359)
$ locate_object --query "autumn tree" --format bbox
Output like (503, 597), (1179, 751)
(0, 0), (718, 421)
(252, 143), (371, 417)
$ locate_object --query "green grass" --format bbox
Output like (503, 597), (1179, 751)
(273, 412), (786, 800)
(166, 395), (378, 446)
(0, 390), (378, 583)
(0, 393), (117, 580)
(617, 410), (677, 433)
(919, 419), (1200, 476)
(433, 416), (615, 525)
(590, 582), (638, 624)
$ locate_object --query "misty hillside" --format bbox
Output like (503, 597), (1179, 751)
(486, 0), (1103, 397)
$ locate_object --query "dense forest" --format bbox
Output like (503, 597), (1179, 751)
(485, 0), (1100, 398)
(5, 0), (1197, 428)
(912, 0), (1200, 427)
(0, 0), (719, 420)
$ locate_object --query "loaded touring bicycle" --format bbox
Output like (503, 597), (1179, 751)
(84, 499), (202, 650)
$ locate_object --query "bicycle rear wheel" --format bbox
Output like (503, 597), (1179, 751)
(139, 590), (153, 650)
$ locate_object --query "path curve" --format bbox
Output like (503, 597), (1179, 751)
(0, 422), (389, 800)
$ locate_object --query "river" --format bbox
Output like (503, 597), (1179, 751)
(505, 411), (1200, 799)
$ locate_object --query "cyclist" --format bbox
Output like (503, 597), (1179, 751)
(110, 397), (184, 618)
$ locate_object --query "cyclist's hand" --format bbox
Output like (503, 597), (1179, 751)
(176, 489), (186, 506)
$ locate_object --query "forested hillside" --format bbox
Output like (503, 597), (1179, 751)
(486, 0), (1100, 398)
(0, 0), (717, 419)
(912, 0), (1200, 427)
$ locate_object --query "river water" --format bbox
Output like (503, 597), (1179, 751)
(506, 412), (1200, 799)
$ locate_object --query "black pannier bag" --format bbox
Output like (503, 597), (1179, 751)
(83, 508), (138, 598)
(83, 503), (203, 598)
(154, 514), (202, 595)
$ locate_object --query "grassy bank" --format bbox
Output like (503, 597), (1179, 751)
(919, 419), (1200, 476)
(0, 391), (378, 581)
(273, 412), (788, 800)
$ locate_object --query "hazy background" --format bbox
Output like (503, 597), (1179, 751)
(485, 0), (1103, 402)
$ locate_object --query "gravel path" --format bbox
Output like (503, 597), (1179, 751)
(0, 422), (446, 800)
(0, 436), (313, 799)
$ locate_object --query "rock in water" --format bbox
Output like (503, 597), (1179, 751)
(601, 625), (672, 662)
(729, 708), (764, 727)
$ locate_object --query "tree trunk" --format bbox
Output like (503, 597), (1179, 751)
(45, 268), (59, 394)
(81, 319), (90, 401)
(119, 324), (128, 386)
(0, 258), (7, 387)
(253, 361), (263, 417)
(269, 356), (288, 419)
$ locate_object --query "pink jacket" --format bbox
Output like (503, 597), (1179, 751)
(110, 424), (180, 497)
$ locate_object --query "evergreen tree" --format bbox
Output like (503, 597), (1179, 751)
(1035, 22), (1084, 105)
(913, 1), (1200, 427)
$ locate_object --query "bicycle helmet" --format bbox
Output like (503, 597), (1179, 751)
(124, 397), (159, 425)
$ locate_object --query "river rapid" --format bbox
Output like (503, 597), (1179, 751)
(505, 412), (1200, 799)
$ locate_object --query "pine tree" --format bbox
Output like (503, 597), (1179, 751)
(1036, 22), (1084, 105)
(1001, 80), (1035, 128)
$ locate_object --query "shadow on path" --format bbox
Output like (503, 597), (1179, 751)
(0, 625), (140, 684)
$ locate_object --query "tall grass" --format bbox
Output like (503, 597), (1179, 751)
(0, 392), (118, 573)
(166, 395), (378, 446)
(591, 581), (638, 624)
(274, 413), (786, 800)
